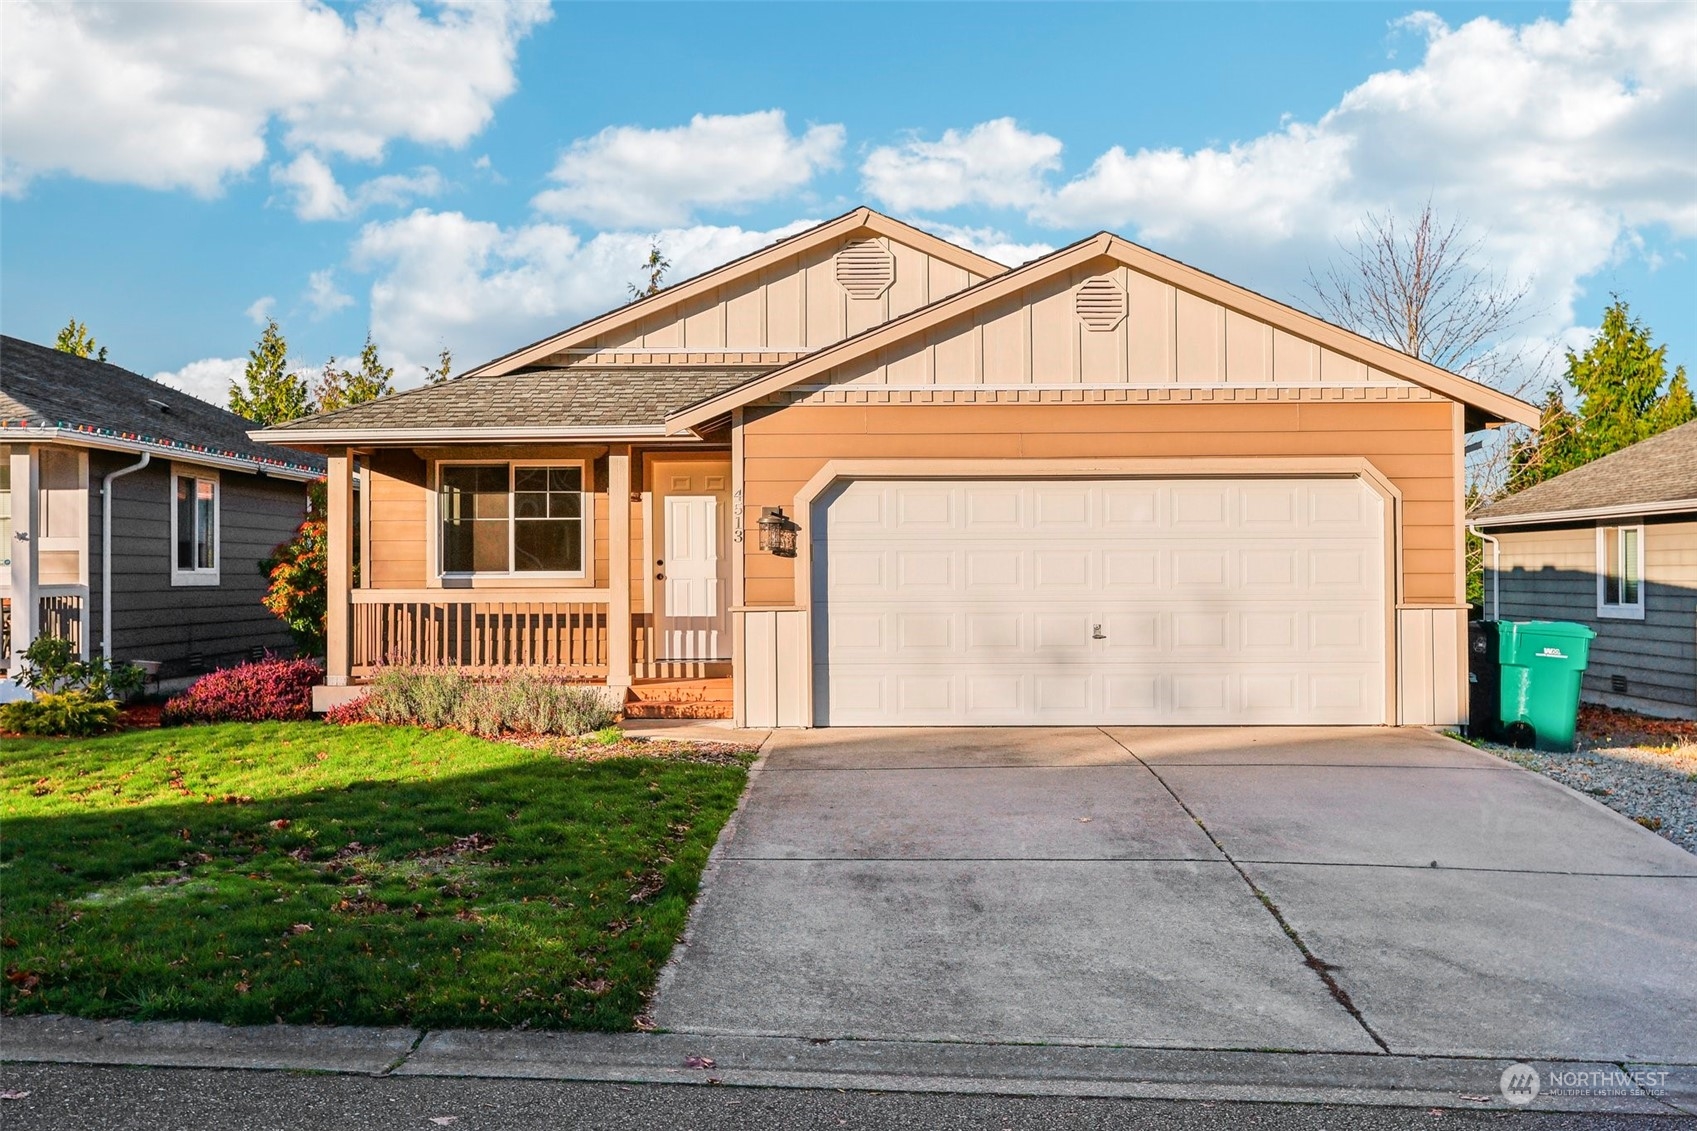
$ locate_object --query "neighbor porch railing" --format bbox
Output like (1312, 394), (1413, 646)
(1, 589), (88, 671)
(350, 590), (610, 678)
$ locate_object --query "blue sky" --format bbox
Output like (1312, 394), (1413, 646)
(2, 1), (1691, 405)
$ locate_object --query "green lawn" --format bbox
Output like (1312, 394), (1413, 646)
(0, 723), (753, 1031)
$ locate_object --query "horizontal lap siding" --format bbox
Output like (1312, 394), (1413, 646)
(739, 401), (1459, 607)
(89, 453), (307, 674)
(1493, 520), (1697, 713)
(367, 451), (429, 587)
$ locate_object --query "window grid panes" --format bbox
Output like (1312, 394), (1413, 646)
(440, 464), (585, 575)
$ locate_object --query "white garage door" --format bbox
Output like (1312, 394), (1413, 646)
(812, 478), (1386, 726)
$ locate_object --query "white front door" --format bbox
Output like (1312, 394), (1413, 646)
(813, 477), (1387, 726)
(660, 494), (727, 660)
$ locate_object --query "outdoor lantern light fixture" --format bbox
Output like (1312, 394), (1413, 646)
(758, 506), (800, 558)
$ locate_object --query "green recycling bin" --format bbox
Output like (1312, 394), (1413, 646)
(1496, 620), (1597, 752)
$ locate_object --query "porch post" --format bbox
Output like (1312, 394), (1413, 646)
(7, 445), (38, 674)
(325, 447), (353, 686)
(606, 444), (633, 688)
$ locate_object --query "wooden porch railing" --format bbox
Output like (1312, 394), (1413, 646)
(351, 591), (610, 677)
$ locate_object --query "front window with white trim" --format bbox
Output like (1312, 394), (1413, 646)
(1597, 524), (1644, 619)
(171, 468), (220, 585)
(438, 462), (588, 576)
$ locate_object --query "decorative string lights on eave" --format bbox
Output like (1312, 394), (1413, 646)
(0, 418), (322, 476)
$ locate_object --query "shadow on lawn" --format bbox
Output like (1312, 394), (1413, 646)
(1, 756), (747, 1032)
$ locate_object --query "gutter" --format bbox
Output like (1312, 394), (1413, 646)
(2, 426), (321, 482)
(1469, 497), (1697, 529)
(1467, 523), (1500, 622)
(250, 425), (688, 445)
(100, 451), (150, 659)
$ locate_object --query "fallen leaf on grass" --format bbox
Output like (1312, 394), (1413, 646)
(235, 981), (250, 994)
(429, 1118), (459, 1126)
(0, 1091), (30, 1101)
(1076, 816), (1094, 823)
(269, 819), (291, 830)
(284, 923), (313, 937)
(684, 1055), (716, 1069)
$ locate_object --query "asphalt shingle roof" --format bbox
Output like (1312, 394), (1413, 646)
(272, 366), (774, 432)
(1, 335), (322, 473)
(1472, 419), (1697, 523)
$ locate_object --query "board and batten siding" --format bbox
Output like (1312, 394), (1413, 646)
(87, 450), (306, 676)
(558, 235), (988, 364)
(1491, 518), (1697, 718)
(739, 400), (1463, 609)
(820, 255), (1420, 390)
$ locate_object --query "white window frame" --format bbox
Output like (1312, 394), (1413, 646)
(169, 464), (221, 587)
(1596, 523), (1645, 620)
(434, 459), (593, 581)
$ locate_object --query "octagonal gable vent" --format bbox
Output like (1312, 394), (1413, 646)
(1075, 276), (1127, 331)
(835, 239), (896, 299)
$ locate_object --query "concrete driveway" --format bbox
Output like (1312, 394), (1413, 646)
(653, 727), (1697, 1062)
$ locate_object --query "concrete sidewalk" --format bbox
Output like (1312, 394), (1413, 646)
(3, 1014), (1692, 1117)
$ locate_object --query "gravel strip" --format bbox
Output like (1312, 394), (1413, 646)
(1463, 721), (1697, 856)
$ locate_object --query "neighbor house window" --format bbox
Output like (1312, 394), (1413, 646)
(170, 467), (220, 586)
(439, 463), (587, 576)
(1597, 524), (1644, 619)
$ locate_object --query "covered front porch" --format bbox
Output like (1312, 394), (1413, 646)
(317, 442), (735, 717)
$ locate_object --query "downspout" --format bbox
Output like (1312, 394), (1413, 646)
(100, 452), (150, 658)
(1468, 523), (1500, 622)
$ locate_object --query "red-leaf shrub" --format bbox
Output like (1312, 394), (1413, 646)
(161, 656), (322, 725)
(324, 696), (369, 725)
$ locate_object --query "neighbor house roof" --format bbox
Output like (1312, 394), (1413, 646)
(460, 208), (1009, 379)
(252, 367), (772, 446)
(665, 231), (1542, 434)
(1, 335), (323, 478)
(1470, 419), (1697, 528)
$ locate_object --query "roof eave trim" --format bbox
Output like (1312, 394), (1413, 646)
(1469, 498), (1697, 528)
(460, 208), (1008, 380)
(3, 426), (323, 480)
(250, 424), (685, 445)
(664, 230), (1540, 433)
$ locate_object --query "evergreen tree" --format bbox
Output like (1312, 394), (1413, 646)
(229, 318), (310, 424)
(1509, 300), (1693, 490)
(424, 345), (453, 385)
(314, 334), (394, 413)
(54, 318), (108, 362)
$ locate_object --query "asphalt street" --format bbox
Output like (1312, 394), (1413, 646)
(1, 1063), (1688, 1131)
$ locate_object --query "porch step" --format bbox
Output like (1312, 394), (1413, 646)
(623, 678), (733, 720)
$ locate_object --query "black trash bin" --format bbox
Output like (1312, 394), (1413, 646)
(1466, 619), (1500, 741)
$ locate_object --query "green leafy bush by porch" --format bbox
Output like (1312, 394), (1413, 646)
(331, 667), (618, 738)
(0, 722), (752, 1030)
(0, 634), (144, 737)
(0, 690), (120, 737)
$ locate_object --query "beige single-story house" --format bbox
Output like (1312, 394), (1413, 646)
(1471, 419), (1697, 720)
(255, 208), (1537, 727)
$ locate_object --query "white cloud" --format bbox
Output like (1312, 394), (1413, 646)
(922, 223), (1054, 267)
(270, 152), (443, 221)
(862, 118), (1063, 212)
(245, 296), (277, 326)
(351, 210), (818, 384)
(0, 0), (548, 197)
(152, 357), (246, 407)
(1029, 3), (1697, 343)
(305, 269), (355, 319)
(531, 111), (845, 227)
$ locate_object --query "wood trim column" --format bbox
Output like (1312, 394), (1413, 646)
(7, 446), (39, 673)
(325, 448), (353, 687)
(606, 445), (633, 688)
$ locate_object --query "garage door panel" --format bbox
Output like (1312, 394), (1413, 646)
(816, 478), (1385, 725)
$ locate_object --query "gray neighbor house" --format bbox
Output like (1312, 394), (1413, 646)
(2, 336), (323, 683)
(1471, 419), (1697, 720)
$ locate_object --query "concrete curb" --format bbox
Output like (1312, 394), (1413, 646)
(4, 1015), (1692, 1115)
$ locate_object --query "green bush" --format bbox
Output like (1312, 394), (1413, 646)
(0, 690), (122, 737)
(341, 667), (616, 738)
(15, 634), (144, 700)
